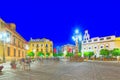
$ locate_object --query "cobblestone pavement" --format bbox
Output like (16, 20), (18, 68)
(0, 60), (120, 80)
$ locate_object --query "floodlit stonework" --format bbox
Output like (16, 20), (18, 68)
(28, 38), (53, 57)
(0, 18), (27, 61)
(82, 30), (120, 57)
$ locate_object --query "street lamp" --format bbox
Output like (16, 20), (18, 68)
(72, 29), (82, 55)
(0, 31), (10, 63)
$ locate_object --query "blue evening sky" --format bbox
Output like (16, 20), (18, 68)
(0, 0), (120, 47)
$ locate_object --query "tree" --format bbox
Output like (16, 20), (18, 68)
(58, 53), (64, 57)
(27, 52), (34, 57)
(66, 53), (74, 58)
(100, 49), (109, 57)
(84, 52), (89, 57)
(53, 53), (58, 57)
(111, 48), (120, 56)
(69, 53), (74, 57)
(37, 52), (44, 57)
(46, 52), (50, 57)
(89, 51), (94, 58)
(78, 52), (82, 57)
(84, 51), (94, 59)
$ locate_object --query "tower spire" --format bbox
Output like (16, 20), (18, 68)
(84, 30), (90, 40)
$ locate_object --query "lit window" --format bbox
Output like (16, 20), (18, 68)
(32, 44), (34, 47)
(18, 50), (20, 57)
(7, 47), (10, 56)
(22, 51), (24, 57)
(14, 49), (16, 57)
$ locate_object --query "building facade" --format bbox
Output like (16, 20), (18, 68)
(0, 19), (27, 61)
(81, 30), (120, 57)
(28, 38), (53, 57)
(61, 44), (75, 54)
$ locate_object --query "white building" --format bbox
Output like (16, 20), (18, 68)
(81, 30), (120, 58)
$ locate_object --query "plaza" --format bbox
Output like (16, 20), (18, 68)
(0, 0), (120, 80)
(0, 60), (120, 80)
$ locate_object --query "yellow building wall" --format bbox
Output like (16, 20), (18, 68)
(0, 19), (27, 61)
(115, 39), (120, 48)
(28, 39), (53, 58)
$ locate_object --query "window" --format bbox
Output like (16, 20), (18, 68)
(94, 39), (98, 41)
(100, 38), (104, 40)
(106, 37), (111, 39)
(89, 47), (91, 49)
(14, 49), (16, 57)
(32, 44), (34, 47)
(14, 37), (16, 45)
(36, 44), (39, 47)
(50, 44), (52, 47)
(6, 31), (11, 42)
(106, 46), (109, 48)
(83, 41), (86, 43)
(37, 49), (39, 52)
(41, 49), (43, 52)
(94, 47), (97, 49)
(41, 44), (43, 47)
(46, 44), (48, 47)
(46, 49), (48, 53)
(7, 47), (10, 56)
(18, 50), (20, 57)
(88, 40), (92, 42)
(18, 41), (20, 47)
(101, 46), (103, 48)
(22, 51), (24, 57)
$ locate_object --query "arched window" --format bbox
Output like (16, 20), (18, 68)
(106, 44), (109, 48)
(46, 44), (48, 47)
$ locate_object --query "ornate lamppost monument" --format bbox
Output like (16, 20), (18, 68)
(72, 29), (83, 61)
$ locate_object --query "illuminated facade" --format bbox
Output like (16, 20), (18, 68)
(81, 30), (120, 57)
(61, 44), (75, 53)
(28, 38), (53, 57)
(0, 19), (27, 61)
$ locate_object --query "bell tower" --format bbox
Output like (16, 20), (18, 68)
(83, 30), (90, 40)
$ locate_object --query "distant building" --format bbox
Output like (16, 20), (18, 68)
(28, 38), (53, 57)
(61, 44), (75, 53)
(0, 18), (27, 61)
(81, 30), (120, 57)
